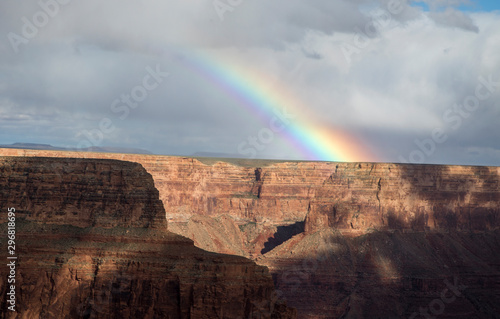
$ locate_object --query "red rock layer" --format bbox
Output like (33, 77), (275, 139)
(258, 229), (500, 318)
(1, 149), (500, 318)
(0, 156), (296, 318)
(1, 149), (498, 233)
(0, 157), (167, 229)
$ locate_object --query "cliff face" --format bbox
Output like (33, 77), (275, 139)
(3, 149), (498, 232)
(1, 149), (500, 318)
(0, 157), (166, 229)
(257, 228), (500, 318)
(0, 156), (295, 318)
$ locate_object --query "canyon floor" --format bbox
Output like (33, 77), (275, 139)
(1, 148), (500, 318)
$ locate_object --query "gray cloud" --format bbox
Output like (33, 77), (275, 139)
(429, 7), (479, 32)
(0, 0), (498, 165)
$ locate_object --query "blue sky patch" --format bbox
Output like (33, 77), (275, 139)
(411, 0), (500, 12)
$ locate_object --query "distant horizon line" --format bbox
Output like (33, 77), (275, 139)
(0, 142), (498, 168)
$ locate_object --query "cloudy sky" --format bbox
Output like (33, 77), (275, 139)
(0, 0), (499, 165)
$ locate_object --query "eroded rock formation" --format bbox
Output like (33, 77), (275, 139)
(1, 149), (500, 318)
(3, 150), (498, 233)
(0, 156), (295, 318)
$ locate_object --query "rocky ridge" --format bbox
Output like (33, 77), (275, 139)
(1, 148), (500, 318)
(0, 156), (295, 318)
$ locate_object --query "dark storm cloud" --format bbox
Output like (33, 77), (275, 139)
(0, 0), (498, 164)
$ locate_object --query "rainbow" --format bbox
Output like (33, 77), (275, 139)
(153, 45), (374, 162)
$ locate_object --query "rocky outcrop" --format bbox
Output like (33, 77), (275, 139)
(258, 228), (500, 318)
(0, 157), (167, 229)
(0, 156), (295, 318)
(2, 150), (498, 233)
(1, 149), (500, 318)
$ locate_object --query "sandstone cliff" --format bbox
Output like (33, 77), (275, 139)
(1, 149), (500, 318)
(0, 156), (296, 318)
(2, 149), (498, 233)
(0, 157), (167, 229)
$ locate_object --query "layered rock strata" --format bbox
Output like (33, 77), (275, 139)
(1, 149), (500, 318)
(0, 156), (295, 318)
(2, 149), (498, 233)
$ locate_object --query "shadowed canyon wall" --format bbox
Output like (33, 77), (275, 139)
(0, 156), (295, 318)
(3, 149), (498, 232)
(1, 149), (500, 318)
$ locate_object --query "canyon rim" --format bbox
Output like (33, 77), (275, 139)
(0, 148), (499, 318)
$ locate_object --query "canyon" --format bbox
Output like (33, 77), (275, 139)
(1, 148), (499, 318)
(0, 156), (295, 318)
